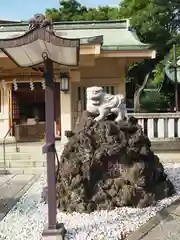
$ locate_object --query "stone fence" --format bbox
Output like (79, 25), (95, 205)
(128, 112), (180, 140)
(127, 112), (180, 157)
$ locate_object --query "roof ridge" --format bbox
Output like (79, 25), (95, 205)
(0, 19), (129, 29)
(53, 19), (128, 25)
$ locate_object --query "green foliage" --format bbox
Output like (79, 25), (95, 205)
(168, 44), (180, 61)
(152, 62), (165, 85)
(119, 0), (180, 98)
(46, 8), (61, 22)
(46, 0), (87, 21)
(82, 6), (120, 21)
(45, 0), (120, 21)
(140, 91), (170, 112)
(153, 44), (180, 85)
(119, 0), (180, 55)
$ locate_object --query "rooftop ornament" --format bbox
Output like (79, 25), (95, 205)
(0, 13), (80, 238)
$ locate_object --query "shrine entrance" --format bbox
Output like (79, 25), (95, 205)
(12, 83), (45, 124)
(11, 82), (61, 141)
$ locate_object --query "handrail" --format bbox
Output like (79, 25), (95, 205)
(3, 122), (18, 174)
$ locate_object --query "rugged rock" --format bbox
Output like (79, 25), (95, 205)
(56, 111), (175, 213)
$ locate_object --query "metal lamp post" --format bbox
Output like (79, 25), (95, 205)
(164, 44), (180, 112)
(0, 13), (80, 237)
(172, 44), (179, 112)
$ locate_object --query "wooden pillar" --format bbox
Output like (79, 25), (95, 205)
(117, 59), (126, 95)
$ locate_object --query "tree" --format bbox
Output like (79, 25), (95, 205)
(119, 0), (180, 55)
(45, 8), (61, 22)
(153, 42), (180, 86)
(140, 91), (170, 112)
(46, 0), (88, 21)
(119, 0), (180, 105)
(81, 6), (120, 21)
(45, 0), (120, 21)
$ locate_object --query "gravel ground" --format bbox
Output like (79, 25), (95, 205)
(0, 164), (180, 240)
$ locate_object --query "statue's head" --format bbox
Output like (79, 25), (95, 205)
(86, 86), (104, 100)
(28, 14), (46, 30)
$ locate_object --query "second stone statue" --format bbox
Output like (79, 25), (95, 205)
(86, 86), (127, 122)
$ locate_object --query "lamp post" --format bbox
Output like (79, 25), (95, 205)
(164, 44), (180, 112)
(0, 13), (80, 238)
(42, 54), (57, 230)
(172, 44), (179, 112)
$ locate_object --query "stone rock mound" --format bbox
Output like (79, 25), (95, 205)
(56, 111), (175, 213)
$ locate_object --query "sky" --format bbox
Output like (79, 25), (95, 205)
(0, 0), (119, 21)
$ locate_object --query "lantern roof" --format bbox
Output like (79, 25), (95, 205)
(0, 14), (80, 68)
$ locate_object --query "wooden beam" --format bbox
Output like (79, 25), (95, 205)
(100, 50), (156, 59)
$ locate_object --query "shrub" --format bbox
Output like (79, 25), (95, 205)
(140, 91), (170, 112)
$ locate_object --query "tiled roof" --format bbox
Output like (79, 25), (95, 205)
(0, 20), (151, 50)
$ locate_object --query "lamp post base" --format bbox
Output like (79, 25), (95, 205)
(42, 223), (66, 240)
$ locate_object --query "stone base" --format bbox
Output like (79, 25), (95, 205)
(0, 169), (11, 175)
(151, 138), (180, 151)
(41, 186), (48, 204)
(42, 223), (66, 240)
(60, 136), (69, 144)
(56, 112), (175, 212)
(0, 136), (16, 144)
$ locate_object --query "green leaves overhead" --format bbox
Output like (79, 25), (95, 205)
(45, 0), (120, 21)
(119, 0), (180, 53)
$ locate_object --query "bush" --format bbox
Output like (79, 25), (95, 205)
(140, 91), (170, 112)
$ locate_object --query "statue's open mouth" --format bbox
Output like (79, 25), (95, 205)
(91, 95), (99, 99)
(91, 100), (100, 105)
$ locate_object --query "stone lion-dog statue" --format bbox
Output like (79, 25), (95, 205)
(86, 86), (127, 122)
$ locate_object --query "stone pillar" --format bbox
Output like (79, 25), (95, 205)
(60, 70), (80, 143)
(117, 80), (125, 95)
(116, 68), (125, 95)
(60, 90), (72, 143)
(1, 83), (11, 137)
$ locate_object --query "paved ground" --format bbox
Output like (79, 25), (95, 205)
(127, 197), (180, 240)
(0, 174), (40, 221)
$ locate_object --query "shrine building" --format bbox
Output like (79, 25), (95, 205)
(0, 19), (156, 142)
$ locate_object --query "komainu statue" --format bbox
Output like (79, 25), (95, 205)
(28, 13), (51, 30)
(86, 86), (127, 122)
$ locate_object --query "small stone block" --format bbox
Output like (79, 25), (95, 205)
(171, 204), (180, 217)
(42, 223), (66, 240)
(141, 214), (180, 240)
(0, 169), (11, 175)
(41, 186), (48, 203)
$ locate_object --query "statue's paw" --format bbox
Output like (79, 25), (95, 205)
(94, 116), (102, 121)
(115, 117), (122, 123)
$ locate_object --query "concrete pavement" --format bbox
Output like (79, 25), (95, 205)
(1, 174), (180, 240)
(127, 198), (180, 240)
(0, 174), (40, 221)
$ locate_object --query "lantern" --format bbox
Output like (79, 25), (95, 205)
(60, 72), (69, 92)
